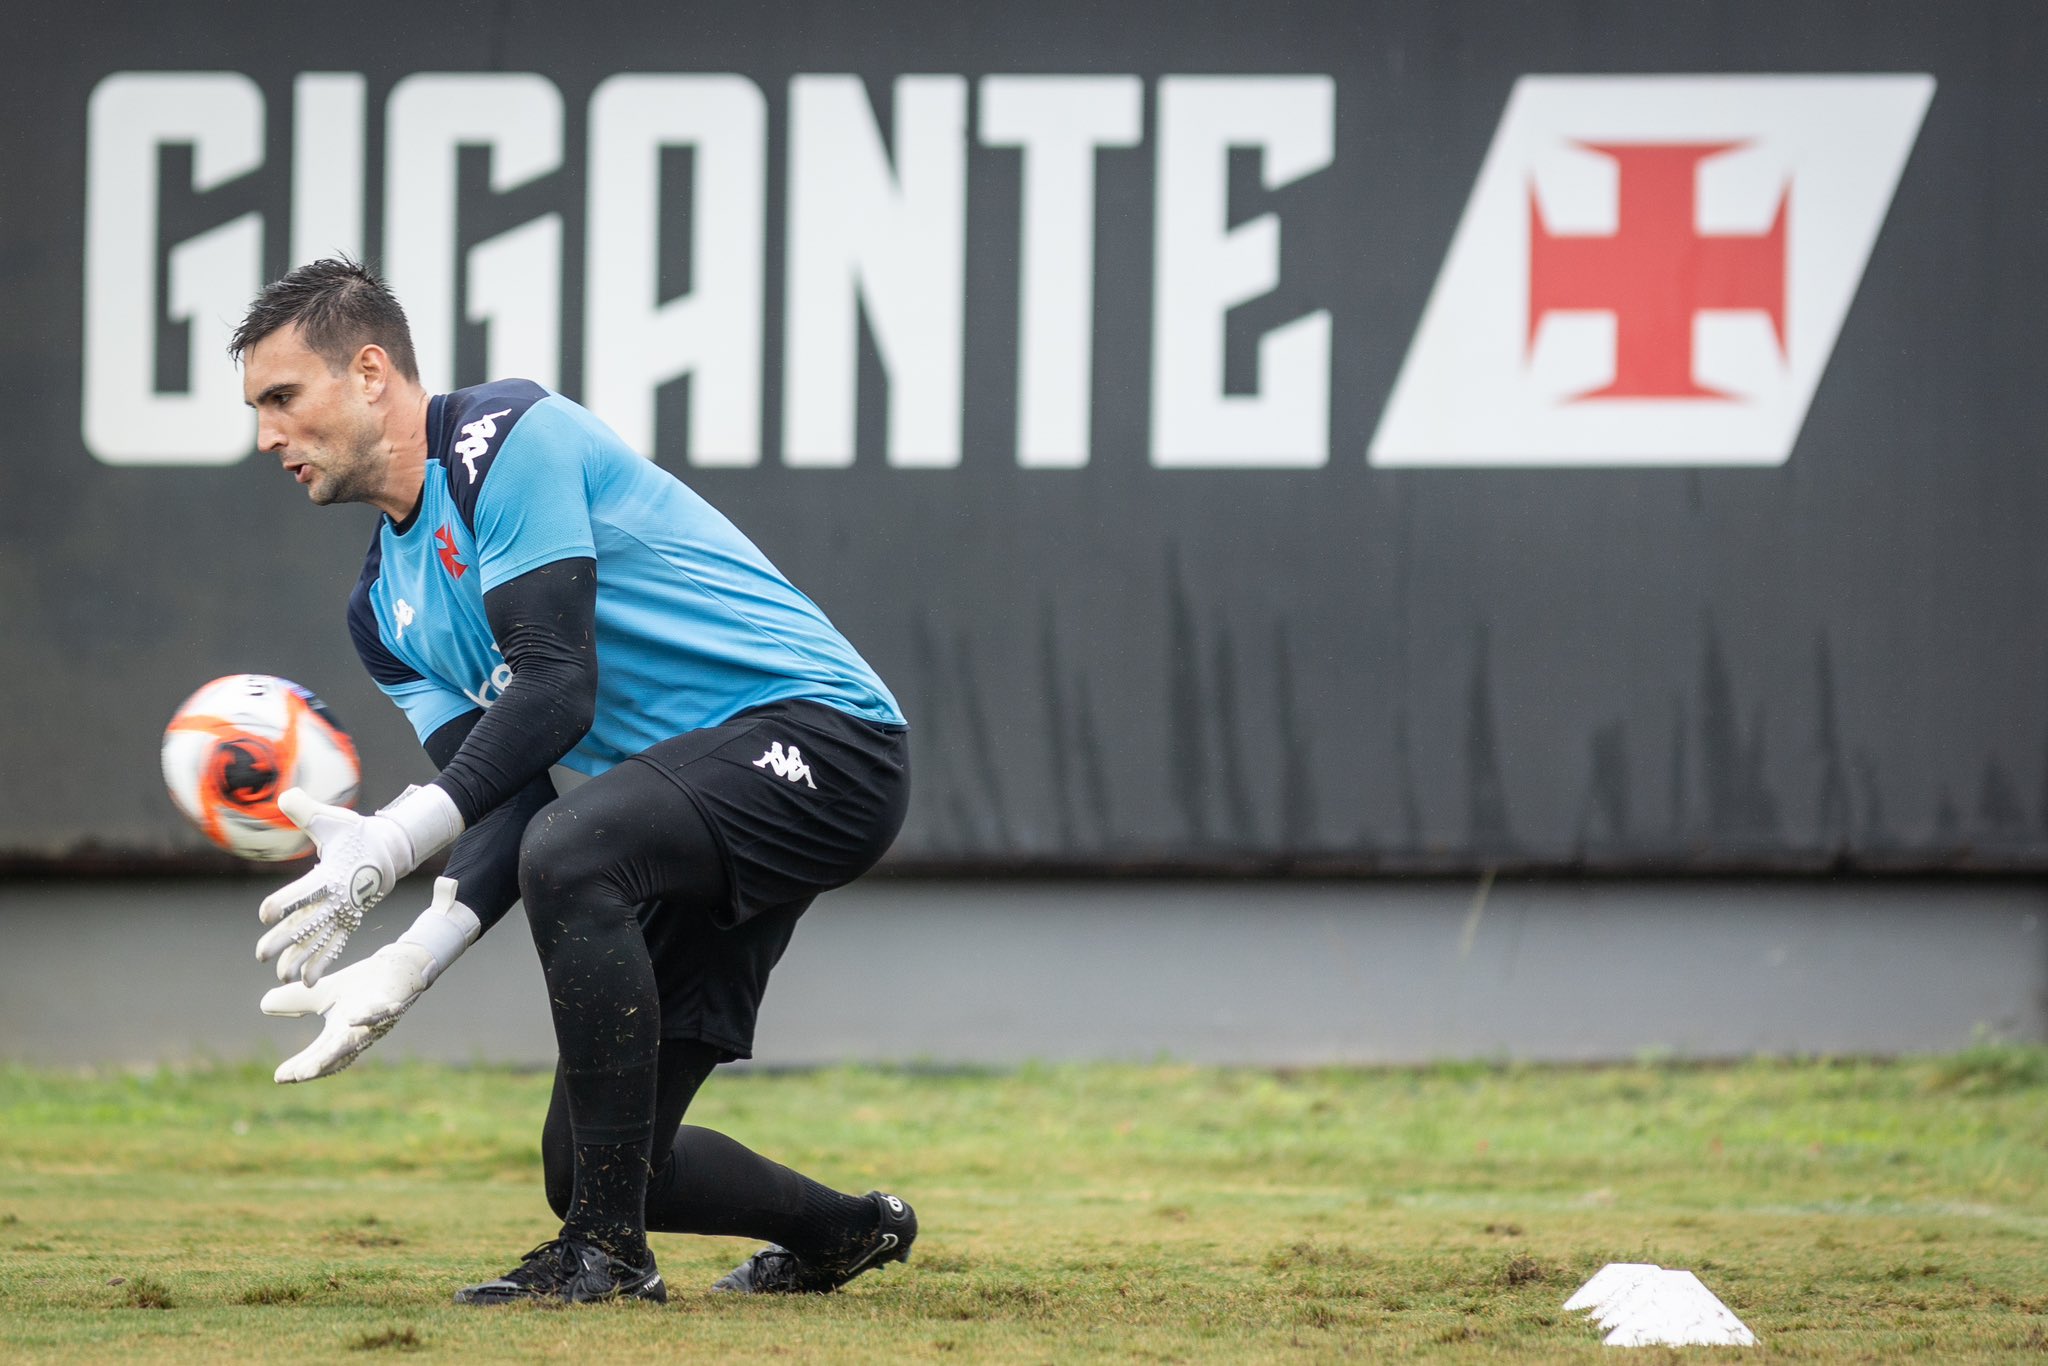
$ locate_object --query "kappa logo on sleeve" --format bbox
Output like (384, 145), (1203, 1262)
(455, 408), (513, 484)
(1370, 75), (1935, 467)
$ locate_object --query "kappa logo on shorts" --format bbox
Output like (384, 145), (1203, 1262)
(753, 741), (816, 789)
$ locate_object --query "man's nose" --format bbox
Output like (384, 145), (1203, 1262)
(257, 419), (287, 453)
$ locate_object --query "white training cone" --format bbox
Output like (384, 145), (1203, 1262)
(1565, 1263), (1758, 1348)
(1562, 1262), (1662, 1315)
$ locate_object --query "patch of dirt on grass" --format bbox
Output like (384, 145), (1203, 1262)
(350, 1326), (424, 1352)
(328, 1216), (405, 1248)
(1497, 1252), (1553, 1287)
(1263, 1240), (1372, 1273)
(121, 1276), (174, 1309)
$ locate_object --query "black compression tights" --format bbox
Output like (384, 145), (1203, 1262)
(519, 761), (872, 1264)
(539, 1043), (877, 1263)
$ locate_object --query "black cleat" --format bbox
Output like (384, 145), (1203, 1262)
(454, 1237), (666, 1306)
(711, 1191), (916, 1294)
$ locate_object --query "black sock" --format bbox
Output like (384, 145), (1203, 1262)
(794, 1176), (882, 1262)
(563, 1139), (652, 1265)
(646, 1125), (876, 1260)
(556, 1051), (660, 1266)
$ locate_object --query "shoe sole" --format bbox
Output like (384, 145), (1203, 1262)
(455, 1272), (667, 1306)
(569, 1275), (667, 1305)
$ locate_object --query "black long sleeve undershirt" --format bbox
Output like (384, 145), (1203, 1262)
(418, 555), (598, 931)
(422, 710), (554, 933)
(429, 556), (598, 824)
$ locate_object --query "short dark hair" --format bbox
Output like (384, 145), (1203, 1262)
(229, 255), (419, 381)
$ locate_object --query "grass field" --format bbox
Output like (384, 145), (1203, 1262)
(2, 1050), (2046, 1362)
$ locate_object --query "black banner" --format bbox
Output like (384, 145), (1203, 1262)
(4, 0), (2043, 871)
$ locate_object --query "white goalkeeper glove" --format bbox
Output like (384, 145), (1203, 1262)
(256, 783), (464, 985)
(260, 876), (480, 1083)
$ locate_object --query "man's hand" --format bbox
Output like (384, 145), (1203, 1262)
(260, 877), (480, 1083)
(260, 946), (423, 1082)
(257, 784), (464, 985)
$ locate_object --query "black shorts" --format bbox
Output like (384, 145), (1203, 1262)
(624, 698), (908, 1056)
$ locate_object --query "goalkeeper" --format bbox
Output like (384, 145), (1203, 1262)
(230, 257), (914, 1306)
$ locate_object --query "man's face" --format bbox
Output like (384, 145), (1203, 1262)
(242, 325), (383, 506)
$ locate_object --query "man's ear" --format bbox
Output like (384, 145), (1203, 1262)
(353, 342), (391, 401)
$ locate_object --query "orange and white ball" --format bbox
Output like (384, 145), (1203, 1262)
(161, 675), (360, 860)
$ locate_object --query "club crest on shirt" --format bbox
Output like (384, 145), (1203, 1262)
(434, 524), (468, 578)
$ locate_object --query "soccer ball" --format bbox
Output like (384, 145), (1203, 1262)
(161, 674), (360, 860)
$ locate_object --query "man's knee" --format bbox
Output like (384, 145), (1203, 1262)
(517, 798), (608, 910)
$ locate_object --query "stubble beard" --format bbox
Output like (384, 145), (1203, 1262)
(307, 416), (386, 507)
